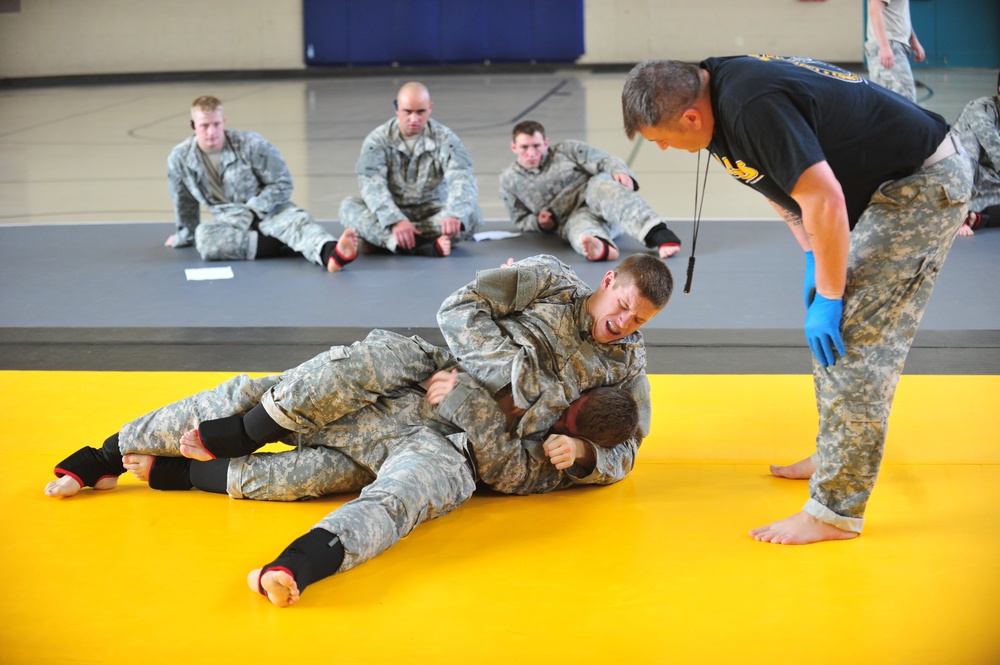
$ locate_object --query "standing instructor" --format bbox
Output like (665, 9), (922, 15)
(622, 55), (971, 544)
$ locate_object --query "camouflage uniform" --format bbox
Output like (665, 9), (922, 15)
(117, 326), (638, 573)
(224, 371), (615, 573)
(499, 141), (669, 257)
(435, 254), (648, 474)
(953, 95), (1000, 213)
(117, 255), (650, 573)
(167, 130), (337, 265)
(864, 0), (917, 102)
(339, 117), (483, 253)
(692, 56), (973, 534)
(806, 145), (972, 532)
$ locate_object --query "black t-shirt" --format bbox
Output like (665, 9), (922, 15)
(702, 55), (948, 228)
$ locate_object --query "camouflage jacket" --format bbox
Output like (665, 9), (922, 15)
(167, 130), (297, 247)
(355, 117), (479, 228)
(498, 140), (636, 231)
(437, 254), (650, 488)
(437, 371), (636, 495)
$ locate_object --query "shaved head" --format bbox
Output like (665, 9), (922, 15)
(395, 82), (433, 137)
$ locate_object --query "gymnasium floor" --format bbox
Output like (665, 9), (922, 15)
(1, 66), (999, 664)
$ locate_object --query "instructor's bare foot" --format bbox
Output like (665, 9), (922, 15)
(179, 429), (213, 461)
(248, 568), (300, 607)
(750, 511), (858, 545)
(581, 236), (619, 261)
(769, 456), (815, 480)
(327, 228), (358, 272)
(122, 454), (154, 482)
(44, 474), (117, 498)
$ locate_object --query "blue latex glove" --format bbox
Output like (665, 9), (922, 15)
(804, 294), (846, 367)
(803, 251), (817, 309)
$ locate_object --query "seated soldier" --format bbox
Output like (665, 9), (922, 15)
(339, 82), (483, 257)
(500, 120), (682, 261)
(167, 95), (358, 272)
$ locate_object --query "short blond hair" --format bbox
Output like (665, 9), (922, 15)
(191, 95), (223, 114)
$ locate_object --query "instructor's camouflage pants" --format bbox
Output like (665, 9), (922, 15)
(805, 140), (972, 532)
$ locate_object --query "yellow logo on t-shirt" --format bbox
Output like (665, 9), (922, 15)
(750, 54), (863, 83)
(717, 155), (763, 184)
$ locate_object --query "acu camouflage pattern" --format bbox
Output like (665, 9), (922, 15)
(167, 130), (336, 265)
(117, 326), (632, 574)
(499, 140), (665, 255)
(953, 95), (1000, 212)
(437, 254), (650, 478)
(805, 146), (972, 533)
(863, 40), (917, 102)
(339, 117), (483, 251)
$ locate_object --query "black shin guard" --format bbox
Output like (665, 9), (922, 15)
(198, 407), (292, 459)
(146, 457), (193, 491)
(259, 529), (345, 595)
(189, 458), (230, 495)
(320, 240), (356, 269)
(255, 233), (299, 258)
(404, 237), (446, 257)
(979, 205), (1000, 228)
(644, 223), (682, 249)
(53, 433), (126, 487)
(243, 403), (293, 445)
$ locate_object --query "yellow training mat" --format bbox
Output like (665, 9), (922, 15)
(1, 371), (998, 665)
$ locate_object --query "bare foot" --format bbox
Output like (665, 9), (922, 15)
(435, 235), (451, 257)
(247, 568), (300, 607)
(769, 456), (815, 480)
(658, 244), (680, 258)
(44, 474), (117, 498)
(581, 236), (619, 262)
(179, 429), (213, 461)
(327, 228), (358, 272)
(749, 511), (858, 545)
(122, 454), (154, 482)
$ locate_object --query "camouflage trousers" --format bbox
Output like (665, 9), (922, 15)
(195, 204), (337, 265)
(805, 138), (972, 532)
(339, 196), (483, 253)
(119, 330), (452, 456)
(560, 173), (664, 256)
(229, 390), (474, 575)
(864, 40), (917, 102)
(117, 331), (474, 576)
